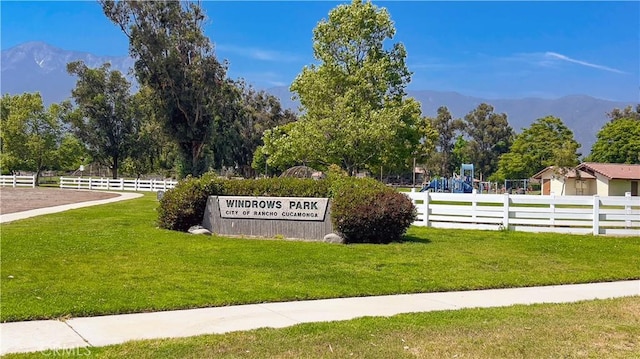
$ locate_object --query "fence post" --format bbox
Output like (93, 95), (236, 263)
(592, 195), (600, 235)
(31, 175), (36, 188)
(625, 192), (631, 229)
(502, 193), (510, 229)
(423, 191), (430, 227)
(471, 189), (477, 222)
(550, 193), (556, 227)
(12, 175), (16, 188)
(120, 178), (124, 190)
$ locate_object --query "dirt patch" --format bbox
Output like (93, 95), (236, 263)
(0, 187), (120, 214)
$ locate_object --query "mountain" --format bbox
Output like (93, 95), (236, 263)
(268, 87), (634, 154)
(1, 42), (134, 104)
(1, 42), (635, 154)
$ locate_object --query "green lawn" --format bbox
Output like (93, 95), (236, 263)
(5, 297), (639, 359)
(1, 193), (639, 322)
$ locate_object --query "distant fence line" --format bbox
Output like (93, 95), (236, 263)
(0, 175), (37, 188)
(59, 177), (177, 192)
(406, 190), (640, 237)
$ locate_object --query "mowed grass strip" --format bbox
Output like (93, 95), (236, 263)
(1, 193), (639, 322)
(5, 297), (639, 359)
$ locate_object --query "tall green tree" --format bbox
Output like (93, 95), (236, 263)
(462, 103), (514, 179)
(67, 61), (139, 179)
(278, 0), (421, 175)
(450, 135), (471, 173)
(252, 123), (300, 176)
(414, 116), (438, 172)
(496, 116), (581, 180)
(54, 134), (89, 173)
(588, 117), (640, 164)
(121, 86), (177, 178)
(215, 81), (297, 177)
(428, 106), (463, 177)
(101, 0), (230, 177)
(0, 93), (65, 181)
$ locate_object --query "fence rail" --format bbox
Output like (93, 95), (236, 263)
(0, 175), (36, 188)
(60, 177), (177, 192)
(406, 191), (640, 236)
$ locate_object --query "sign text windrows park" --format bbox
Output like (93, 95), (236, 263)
(217, 196), (329, 221)
(202, 196), (334, 240)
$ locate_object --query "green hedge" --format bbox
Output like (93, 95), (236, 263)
(330, 177), (416, 244)
(157, 173), (415, 243)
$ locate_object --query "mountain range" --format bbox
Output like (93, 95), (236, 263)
(1, 42), (635, 154)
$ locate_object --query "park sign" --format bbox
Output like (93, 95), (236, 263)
(202, 196), (335, 240)
(218, 196), (329, 221)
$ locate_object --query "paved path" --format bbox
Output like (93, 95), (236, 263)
(2, 280), (638, 355)
(0, 191), (143, 223)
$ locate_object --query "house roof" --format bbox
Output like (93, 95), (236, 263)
(532, 166), (595, 180)
(576, 162), (640, 180)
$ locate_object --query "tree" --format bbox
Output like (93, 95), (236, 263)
(54, 134), (89, 172)
(0, 93), (64, 181)
(101, 0), (231, 177)
(412, 116), (438, 180)
(607, 104), (640, 122)
(496, 116), (581, 180)
(450, 135), (471, 174)
(121, 86), (177, 178)
(252, 122), (305, 176)
(588, 117), (640, 164)
(214, 81), (297, 177)
(462, 103), (514, 179)
(67, 61), (139, 179)
(279, 0), (421, 175)
(428, 106), (463, 176)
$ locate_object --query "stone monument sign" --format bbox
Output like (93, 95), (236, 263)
(202, 196), (334, 240)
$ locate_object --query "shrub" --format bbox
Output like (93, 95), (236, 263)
(224, 177), (329, 197)
(158, 175), (330, 231)
(330, 177), (416, 244)
(157, 172), (225, 231)
(158, 173), (416, 244)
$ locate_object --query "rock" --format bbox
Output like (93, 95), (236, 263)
(188, 225), (212, 235)
(323, 233), (345, 244)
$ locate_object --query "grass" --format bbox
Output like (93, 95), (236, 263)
(1, 193), (639, 322)
(5, 296), (639, 358)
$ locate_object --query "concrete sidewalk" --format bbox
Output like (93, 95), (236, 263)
(0, 191), (143, 224)
(2, 280), (638, 355)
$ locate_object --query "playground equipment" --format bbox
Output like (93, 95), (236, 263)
(420, 164), (475, 193)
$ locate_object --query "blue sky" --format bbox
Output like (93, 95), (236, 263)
(1, 1), (638, 102)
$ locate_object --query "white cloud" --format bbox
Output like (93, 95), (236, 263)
(216, 44), (299, 62)
(544, 52), (626, 74)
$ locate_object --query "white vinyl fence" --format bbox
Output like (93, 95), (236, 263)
(406, 190), (640, 236)
(0, 175), (36, 188)
(60, 177), (177, 192)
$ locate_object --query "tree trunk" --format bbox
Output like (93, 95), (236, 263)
(35, 168), (41, 187)
(111, 156), (118, 179)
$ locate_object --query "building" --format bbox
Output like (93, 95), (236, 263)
(532, 162), (640, 196)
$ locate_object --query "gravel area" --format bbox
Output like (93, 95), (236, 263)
(0, 187), (120, 214)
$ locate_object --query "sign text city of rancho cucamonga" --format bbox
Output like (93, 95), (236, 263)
(217, 196), (329, 221)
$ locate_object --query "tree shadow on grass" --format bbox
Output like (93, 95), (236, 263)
(400, 234), (432, 244)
